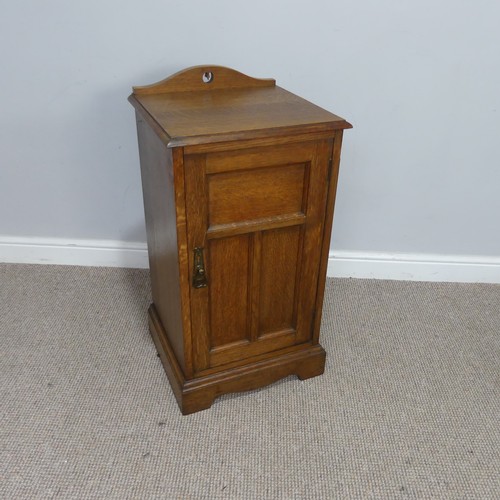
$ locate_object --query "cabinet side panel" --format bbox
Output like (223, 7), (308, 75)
(313, 133), (342, 342)
(135, 112), (185, 371)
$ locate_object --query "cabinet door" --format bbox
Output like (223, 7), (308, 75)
(184, 141), (332, 372)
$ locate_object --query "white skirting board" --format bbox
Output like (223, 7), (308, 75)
(327, 250), (500, 284)
(1, 237), (499, 283)
(0, 237), (149, 269)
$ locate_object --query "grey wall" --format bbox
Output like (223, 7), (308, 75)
(1, 1), (499, 257)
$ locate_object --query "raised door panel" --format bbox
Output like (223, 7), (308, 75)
(258, 226), (301, 337)
(208, 164), (305, 226)
(184, 141), (332, 373)
(208, 234), (250, 348)
(207, 230), (300, 368)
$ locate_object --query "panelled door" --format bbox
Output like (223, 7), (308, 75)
(184, 140), (332, 372)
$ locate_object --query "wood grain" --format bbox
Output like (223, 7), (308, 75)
(129, 80), (351, 148)
(258, 226), (300, 336)
(132, 65), (275, 95)
(184, 130), (342, 155)
(208, 234), (250, 348)
(312, 131), (344, 343)
(130, 66), (350, 414)
(171, 147), (194, 376)
(183, 153), (211, 372)
(249, 231), (262, 342)
(205, 141), (317, 174)
(135, 113), (185, 371)
(208, 163), (306, 226)
(206, 213), (306, 240)
(149, 302), (325, 414)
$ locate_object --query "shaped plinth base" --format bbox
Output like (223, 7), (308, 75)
(148, 304), (326, 415)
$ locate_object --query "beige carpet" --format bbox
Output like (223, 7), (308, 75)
(1, 263), (499, 499)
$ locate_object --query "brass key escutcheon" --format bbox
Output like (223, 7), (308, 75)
(192, 247), (208, 288)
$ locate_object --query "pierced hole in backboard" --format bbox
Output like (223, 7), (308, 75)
(202, 71), (214, 84)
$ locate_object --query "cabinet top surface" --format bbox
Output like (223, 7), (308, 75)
(128, 66), (351, 148)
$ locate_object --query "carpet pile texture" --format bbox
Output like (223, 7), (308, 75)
(1, 263), (499, 499)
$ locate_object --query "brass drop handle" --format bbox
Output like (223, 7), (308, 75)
(192, 247), (208, 288)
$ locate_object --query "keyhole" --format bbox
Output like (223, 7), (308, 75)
(202, 71), (214, 84)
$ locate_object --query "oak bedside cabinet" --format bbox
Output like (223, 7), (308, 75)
(128, 66), (351, 414)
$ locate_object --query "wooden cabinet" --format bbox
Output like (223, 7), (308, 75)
(129, 66), (351, 414)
